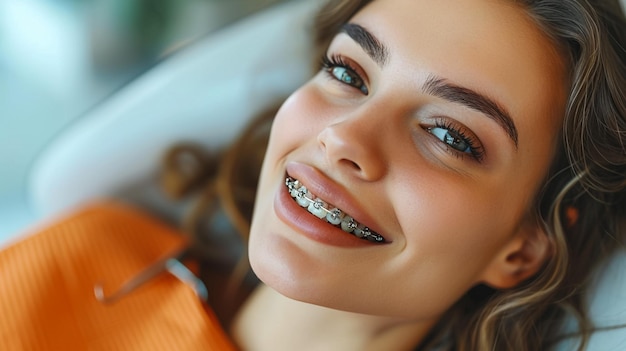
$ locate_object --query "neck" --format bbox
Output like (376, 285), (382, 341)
(231, 285), (436, 351)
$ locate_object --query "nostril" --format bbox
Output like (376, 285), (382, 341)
(342, 159), (361, 172)
(318, 125), (385, 180)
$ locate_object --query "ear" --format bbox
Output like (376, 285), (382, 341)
(479, 218), (553, 290)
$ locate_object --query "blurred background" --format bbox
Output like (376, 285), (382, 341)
(0, 0), (289, 241)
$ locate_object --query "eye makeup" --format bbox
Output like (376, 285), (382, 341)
(321, 54), (370, 95)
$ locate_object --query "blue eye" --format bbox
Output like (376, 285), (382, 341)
(322, 54), (369, 95)
(331, 66), (358, 85)
(426, 120), (485, 162)
(429, 127), (472, 153)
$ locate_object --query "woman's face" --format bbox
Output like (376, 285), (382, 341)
(249, 0), (567, 320)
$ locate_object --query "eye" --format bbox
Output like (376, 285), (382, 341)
(429, 127), (471, 152)
(426, 120), (485, 162)
(321, 54), (369, 95)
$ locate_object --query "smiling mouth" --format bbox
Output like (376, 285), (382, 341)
(285, 176), (386, 243)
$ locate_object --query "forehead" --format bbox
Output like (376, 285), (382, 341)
(350, 0), (568, 136)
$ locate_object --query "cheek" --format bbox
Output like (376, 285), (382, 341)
(391, 171), (519, 283)
(266, 83), (328, 159)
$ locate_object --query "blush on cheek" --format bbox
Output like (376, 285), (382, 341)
(271, 84), (333, 145)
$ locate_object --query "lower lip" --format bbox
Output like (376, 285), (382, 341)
(274, 180), (379, 247)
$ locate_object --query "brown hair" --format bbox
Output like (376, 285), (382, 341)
(162, 0), (626, 349)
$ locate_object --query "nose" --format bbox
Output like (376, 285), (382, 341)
(317, 117), (387, 181)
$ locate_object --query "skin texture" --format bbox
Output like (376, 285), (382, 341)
(242, 0), (569, 347)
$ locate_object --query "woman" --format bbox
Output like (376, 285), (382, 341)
(4, 0), (620, 349)
(169, 0), (625, 349)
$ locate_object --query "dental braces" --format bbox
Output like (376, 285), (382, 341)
(285, 177), (385, 243)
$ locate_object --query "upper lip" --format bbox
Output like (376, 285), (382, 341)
(285, 161), (388, 241)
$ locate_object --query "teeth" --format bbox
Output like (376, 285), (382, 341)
(308, 199), (328, 219)
(286, 176), (385, 243)
(341, 216), (357, 233)
(295, 186), (310, 207)
(353, 224), (365, 238)
(326, 208), (343, 225)
(288, 179), (302, 197)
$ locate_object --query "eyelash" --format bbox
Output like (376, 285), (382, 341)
(426, 119), (485, 162)
(321, 54), (369, 95)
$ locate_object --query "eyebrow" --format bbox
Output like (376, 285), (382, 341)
(341, 23), (389, 67)
(423, 76), (519, 148)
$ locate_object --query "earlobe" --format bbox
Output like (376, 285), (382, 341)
(480, 220), (553, 290)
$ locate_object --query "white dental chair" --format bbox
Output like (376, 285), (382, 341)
(26, 0), (626, 349)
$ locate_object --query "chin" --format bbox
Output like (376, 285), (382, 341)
(249, 247), (397, 317)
